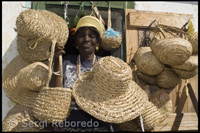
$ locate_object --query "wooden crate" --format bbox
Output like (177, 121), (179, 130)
(125, 9), (198, 132)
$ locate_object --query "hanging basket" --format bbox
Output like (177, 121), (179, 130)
(172, 67), (198, 79)
(188, 32), (198, 55)
(16, 9), (69, 63)
(135, 70), (156, 85)
(101, 3), (122, 51)
(33, 39), (72, 123)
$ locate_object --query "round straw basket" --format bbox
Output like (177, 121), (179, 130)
(188, 32), (198, 55)
(2, 104), (49, 132)
(101, 3), (122, 51)
(17, 62), (49, 92)
(136, 70), (156, 85)
(172, 67), (198, 79)
(150, 38), (193, 66)
(33, 39), (72, 123)
(171, 55), (198, 71)
(134, 47), (165, 76)
(16, 9), (69, 63)
(156, 67), (181, 89)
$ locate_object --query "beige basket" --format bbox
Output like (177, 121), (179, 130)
(172, 67), (198, 79)
(101, 2), (122, 51)
(33, 39), (72, 123)
(136, 70), (156, 85)
(16, 9), (69, 63)
(188, 32), (198, 55)
(134, 47), (165, 76)
(156, 67), (181, 89)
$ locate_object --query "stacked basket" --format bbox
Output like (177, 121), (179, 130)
(2, 9), (71, 131)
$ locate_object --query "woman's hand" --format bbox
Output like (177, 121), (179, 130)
(54, 42), (66, 58)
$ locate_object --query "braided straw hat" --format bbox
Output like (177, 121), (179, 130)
(2, 55), (48, 107)
(16, 9), (69, 63)
(72, 56), (148, 123)
(2, 104), (49, 132)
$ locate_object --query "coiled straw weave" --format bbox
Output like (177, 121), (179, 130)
(16, 9), (69, 63)
(73, 56), (148, 123)
(188, 32), (198, 55)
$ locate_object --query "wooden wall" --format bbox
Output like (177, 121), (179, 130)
(125, 9), (198, 131)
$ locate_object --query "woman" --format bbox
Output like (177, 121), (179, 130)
(50, 16), (113, 132)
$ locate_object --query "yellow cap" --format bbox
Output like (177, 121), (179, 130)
(75, 16), (103, 37)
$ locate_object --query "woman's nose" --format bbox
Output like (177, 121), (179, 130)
(84, 35), (90, 41)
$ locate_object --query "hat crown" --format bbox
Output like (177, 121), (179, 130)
(93, 56), (132, 94)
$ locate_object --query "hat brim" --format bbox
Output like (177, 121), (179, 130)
(72, 71), (148, 123)
(75, 16), (103, 37)
(3, 55), (39, 108)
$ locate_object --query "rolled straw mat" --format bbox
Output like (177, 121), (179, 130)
(3, 55), (48, 107)
(2, 104), (49, 132)
(72, 56), (148, 123)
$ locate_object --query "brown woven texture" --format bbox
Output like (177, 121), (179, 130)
(18, 62), (49, 92)
(33, 87), (72, 123)
(171, 55), (198, 71)
(101, 34), (122, 51)
(16, 9), (69, 63)
(2, 104), (49, 132)
(156, 67), (181, 89)
(72, 56), (148, 123)
(172, 67), (198, 79)
(150, 38), (193, 66)
(136, 70), (156, 85)
(134, 47), (164, 76)
(188, 32), (198, 55)
(3, 55), (39, 108)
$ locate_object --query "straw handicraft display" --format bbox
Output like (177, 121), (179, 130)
(101, 2), (122, 51)
(72, 56), (148, 123)
(16, 9), (69, 63)
(33, 39), (72, 123)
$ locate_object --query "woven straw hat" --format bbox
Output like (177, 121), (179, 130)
(2, 104), (49, 132)
(2, 55), (48, 107)
(72, 56), (148, 123)
(76, 15), (103, 37)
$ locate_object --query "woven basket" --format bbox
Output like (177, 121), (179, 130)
(2, 104), (49, 132)
(16, 9), (69, 63)
(134, 47), (164, 76)
(172, 67), (198, 79)
(33, 39), (72, 123)
(156, 67), (181, 89)
(18, 62), (49, 92)
(136, 70), (156, 85)
(150, 38), (193, 66)
(101, 3), (122, 51)
(188, 32), (198, 55)
(171, 55), (198, 71)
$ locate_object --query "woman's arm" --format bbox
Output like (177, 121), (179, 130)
(49, 42), (66, 87)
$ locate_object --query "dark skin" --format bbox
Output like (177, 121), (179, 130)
(49, 27), (100, 87)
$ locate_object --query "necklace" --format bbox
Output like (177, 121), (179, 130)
(76, 54), (97, 78)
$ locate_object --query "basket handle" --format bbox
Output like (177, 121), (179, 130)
(107, 2), (111, 28)
(46, 38), (63, 87)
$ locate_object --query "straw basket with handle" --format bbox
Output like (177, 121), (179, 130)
(33, 39), (72, 124)
(101, 2), (122, 51)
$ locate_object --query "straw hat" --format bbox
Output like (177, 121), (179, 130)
(75, 15), (103, 37)
(2, 55), (48, 108)
(2, 104), (49, 132)
(72, 56), (148, 123)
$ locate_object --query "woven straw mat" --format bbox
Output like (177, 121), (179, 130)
(72, 56), (148, 123)
(2, 55), (48, 108)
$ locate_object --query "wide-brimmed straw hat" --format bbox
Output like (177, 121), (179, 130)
(75, 15), (103, 37)
(2, 104), (49, 132)
(72, 56), (148, 123)
(2, 55), (48, 108)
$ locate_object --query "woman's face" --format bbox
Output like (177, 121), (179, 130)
(76, 29), (99, 55)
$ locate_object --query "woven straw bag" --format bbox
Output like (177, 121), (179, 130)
(2, 104), (49, 132)
(33, 39), (72, 123)
(134, 47), (164, 76)
(172, 67), (198, 79)
(188, 32), (198, 55)
(135, 70), (156, 85)
(156, 67), (181, 89)
(101, 2), (122, 51)
(16, 9), (69, 63)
